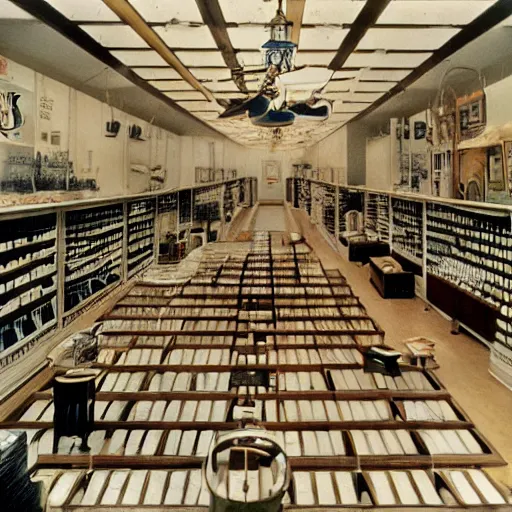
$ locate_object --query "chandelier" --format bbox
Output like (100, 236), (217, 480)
(261, 0), (297, 74)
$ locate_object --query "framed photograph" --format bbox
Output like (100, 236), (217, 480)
(469, 100), (483, 124)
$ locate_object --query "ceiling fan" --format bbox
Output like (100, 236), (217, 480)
(218, 0), (333, 128)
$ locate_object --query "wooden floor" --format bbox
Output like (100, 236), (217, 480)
(1, 206), (511, 508)
(290, 207), (512, 489)
(253, 204), (287, 232)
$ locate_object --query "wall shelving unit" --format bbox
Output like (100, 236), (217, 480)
(0, 213), (57, 358)
(127, 199), (156, 277)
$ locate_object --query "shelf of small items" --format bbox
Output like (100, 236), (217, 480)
(223, 180), (241, 223)
(127, 198), (156, 276)
(157, 192), (178, 264)
(311, 183), (336, 236)
(338, 188), (364, 235)
(365, 192), (390, 242)
(64, 204), (123, 314)
(0, 213), (58, 352)
(391, 198), (424, 265)
(293, 178), (311, 214)
(426, 202), (506, 343)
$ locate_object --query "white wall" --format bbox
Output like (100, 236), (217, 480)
(366, 135), (392, 190)
(485, 73), (512, 126)
(1, 54), (268, 205)
(307, 126), (348, 184)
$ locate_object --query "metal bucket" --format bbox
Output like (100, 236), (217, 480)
(203, 429), (290, 512)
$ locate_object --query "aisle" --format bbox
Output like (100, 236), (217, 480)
(0, 232), (509, 508)
(291, 207), (512, 487)
(253, 204), (286, 231)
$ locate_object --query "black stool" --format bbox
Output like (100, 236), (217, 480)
(53, 371), (96, 453)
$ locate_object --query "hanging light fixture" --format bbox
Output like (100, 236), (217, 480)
(262, 0), (297, 74)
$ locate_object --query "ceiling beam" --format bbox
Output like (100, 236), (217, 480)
(287, 0), (307, 45)
(195, 0), (248, 94)
(351, 0), (512, 123)
(8, 0), (224, 136)
(328, 0), (392, 70)
(100, 0), (214, 101)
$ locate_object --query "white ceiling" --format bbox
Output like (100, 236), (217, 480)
(2, 0), (511, 149)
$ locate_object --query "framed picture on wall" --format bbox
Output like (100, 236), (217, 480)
(457, 91), (486, 141)
(263, 160), (281, 185)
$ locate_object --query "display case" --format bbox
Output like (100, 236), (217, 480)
(311, 182), (336, 236)
(391, 198), (423, 264)
(64, 204), (123, 315)
(339, 188), (364, 235)
(127, 198), (156, 276)
(0, 213), (57, 356)
(157, 192), (178, 264)
(365, 192), (390, 242)
(293, 178), (311, 214)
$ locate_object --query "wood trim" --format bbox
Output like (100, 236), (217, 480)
(35, 452), (503, 470)
(195, 0), (248, 93)
(287, 0), (307, 46)
(102, 0), (214, 101)
(328, 0), (392, 70)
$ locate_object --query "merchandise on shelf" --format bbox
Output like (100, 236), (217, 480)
(64, 204), (123, 313)
(392, 198), (423, 263)
(0, 213), (57, 353)
(128, 199), (156, 276)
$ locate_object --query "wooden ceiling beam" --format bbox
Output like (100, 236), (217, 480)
(351, 0), (512, 123)
(195, 0), (248, 94)
(101, 0), (215, 101)
(287, 0), (307, 46)
(8, 0), (224, 137)
(328, 0), (392, 70)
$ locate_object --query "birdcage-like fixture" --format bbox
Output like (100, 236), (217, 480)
(262, 0), (297, 73)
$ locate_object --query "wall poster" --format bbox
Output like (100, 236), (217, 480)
(263, 160), (281, 185)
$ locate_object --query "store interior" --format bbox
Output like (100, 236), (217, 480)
(1, 0), (512, 510)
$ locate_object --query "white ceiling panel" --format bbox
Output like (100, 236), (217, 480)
(227, 27), (270, 49)
(332, 70), (360, 80)
(80, 25), (149, 48)
(164, 91), (207, 100)
(324, 82), (351, 93)
(0, 0), (34, 19)
(360, 69), (411, 81)
(43, 0), (120, 21)
(303, 0), (365, 25)
(175, 51), (226, 67)
(344, 52), (431, 68)
(196, 112), (222, 121)
(191, 69), (233, 81)
(356, 81), (397, 92)
(149, 80), (194, 91)
(153, 26), (217, 49)
(299, 28), (349, 50)
(380, 1), (494, 25)
(111, 50), (168, 66)
(205, 80), (259, 92)
(177, 101), (224, 112)
(214, 92), (250, 99)
(237, 52), (265, 67)
(295, 52), (337, 66)
(129, 0), (203, 24)
(134, 67), (181, 80)
(333, 102), (368, 113)
(219, 0), (287, 24)
(357, 28), (460, 50)
(322, 91), (385, 102)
